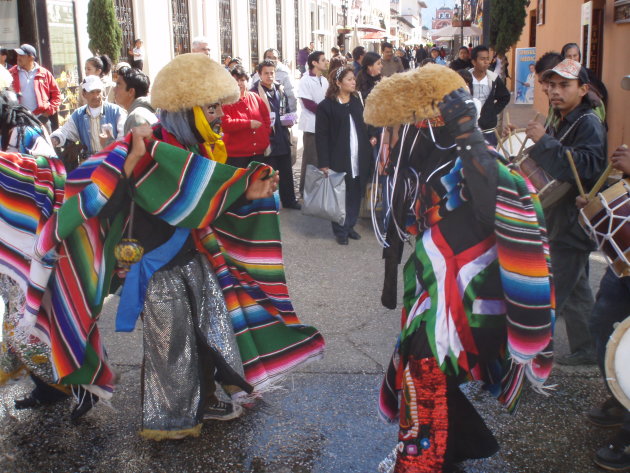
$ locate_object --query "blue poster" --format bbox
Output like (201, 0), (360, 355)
(514, 47), (536, 104)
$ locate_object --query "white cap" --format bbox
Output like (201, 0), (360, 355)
(81, 75), (104, 92)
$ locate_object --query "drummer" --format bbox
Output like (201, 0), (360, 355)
(584, 144), (630, 471)
(525, 58), (607, 365)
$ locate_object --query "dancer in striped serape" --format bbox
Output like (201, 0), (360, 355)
(363, 65), (554, 473)
(2, 54), (324, 439)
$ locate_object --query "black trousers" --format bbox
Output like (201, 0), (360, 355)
(260, 153), (297, 207)
(227, 154), (265, 169)
(332, 176), (362, 238)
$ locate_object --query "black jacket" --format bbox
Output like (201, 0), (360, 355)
(315, 95), (373, 188)
(450, 58), (472, 71)
(470, 69), (510, 130)
(530, 102), (607, 251)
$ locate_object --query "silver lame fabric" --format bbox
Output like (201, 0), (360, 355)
(141, 252), (243, 432)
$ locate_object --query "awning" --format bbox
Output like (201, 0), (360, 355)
(363, 31), (387, 40)
(432, 24), (482, 38)
(356, 24), (385, 33)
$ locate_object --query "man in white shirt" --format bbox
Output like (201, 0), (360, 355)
(296, 50), (328, 195)
(51, 75), (126, 158)
(468, 45), (510, 146)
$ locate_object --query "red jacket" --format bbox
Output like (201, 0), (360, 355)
(9, 64), (62, 116)
(221, 92), (271, 157)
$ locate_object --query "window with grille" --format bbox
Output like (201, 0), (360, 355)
(171, 0), (190, 56)
(219, 0), (232, 57)
(276, 0), (282, 57)
(114, 0), (135, 63)
(250, 0), (259, 69)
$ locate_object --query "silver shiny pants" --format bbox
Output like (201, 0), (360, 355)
(141, 253), (243, 435)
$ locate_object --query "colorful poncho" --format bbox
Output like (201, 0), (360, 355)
(380, 158), (554, 422)
(1, 136), (325, 398)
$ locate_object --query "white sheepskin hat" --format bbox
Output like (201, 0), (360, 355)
(151, 53), (239, 112)
(363, 64), (467, 127)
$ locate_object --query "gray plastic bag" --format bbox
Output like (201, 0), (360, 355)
(302, 165), (346, 225)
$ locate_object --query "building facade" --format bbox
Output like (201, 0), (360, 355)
(2, 0), (410, 89)
(512, 0), (629, 153)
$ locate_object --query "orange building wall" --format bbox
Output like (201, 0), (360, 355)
(511, 0), (630, 148)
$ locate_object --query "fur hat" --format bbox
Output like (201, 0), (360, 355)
(151, 53), (239, 112)
(363, 64), (467, 127)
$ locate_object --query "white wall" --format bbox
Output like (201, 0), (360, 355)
(135, 0), (173, 80)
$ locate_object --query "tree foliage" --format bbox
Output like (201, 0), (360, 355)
(490, 0), (530, 55)
(87, 0), (123, 62)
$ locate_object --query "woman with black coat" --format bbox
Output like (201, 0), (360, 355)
(315, 66), (377, 245)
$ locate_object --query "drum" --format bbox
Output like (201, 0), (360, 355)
(497, 131), (532, 160)
(580, 179), (630, 277)
(605, 316), (630, 410)
(513, 153), (572, 208)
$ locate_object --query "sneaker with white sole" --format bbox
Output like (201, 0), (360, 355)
(203, 401), (243, 421)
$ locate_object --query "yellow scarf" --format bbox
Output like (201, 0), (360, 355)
(193, 106), (228, 163)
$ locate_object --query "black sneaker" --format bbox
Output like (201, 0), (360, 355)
(203, 401), (243, 421)
(348, 229), (361, 240)
(594, 430), (630, 471)
(335, 235), (349, 245)
(587, 397), (627, 428)
(70, 387), (99, 423)
(556, 349), (597, 366)
(283, 201), (301, 210)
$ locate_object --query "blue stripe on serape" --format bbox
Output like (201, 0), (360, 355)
(157, 154), (215, 224)
(49, 276), (86, 365)
(500, 268), (552, 307)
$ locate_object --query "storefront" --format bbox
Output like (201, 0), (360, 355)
(45, 0), (81, 126)
(512, 0), (630, 149)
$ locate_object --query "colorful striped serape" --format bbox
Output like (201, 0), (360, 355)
(380, 160), (554, 422)
(0, 151), (66, 383)
(29, 136), (324, 397)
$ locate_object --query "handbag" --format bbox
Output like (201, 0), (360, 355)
(302, 164), (346, 225)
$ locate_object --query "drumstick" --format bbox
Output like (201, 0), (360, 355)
(565, 149), (586, 199)
(588, 145), (630, 199)
(587, 163), (614, 200)
(494, 129), (509, 157)
(516, 112), (541, 161)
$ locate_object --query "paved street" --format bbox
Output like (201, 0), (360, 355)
(0, 101), (615, 473)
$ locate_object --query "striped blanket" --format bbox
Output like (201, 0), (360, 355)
(5, 136), (324, 398)
(379, 160), (553, 421)
(0, 151), (65, 295)
(0, 151), (66, 384)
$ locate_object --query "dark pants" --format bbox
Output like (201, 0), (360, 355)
(261, 153), (297, 207)
(589, 267), (630, 432)
(227, 154), (265, 169)
(132, 59), (144, 71)
(551, 246), (595, 353)
(332, 176), (362, 238)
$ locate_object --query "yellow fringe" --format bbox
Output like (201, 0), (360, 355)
(139, 423), (202, 441)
